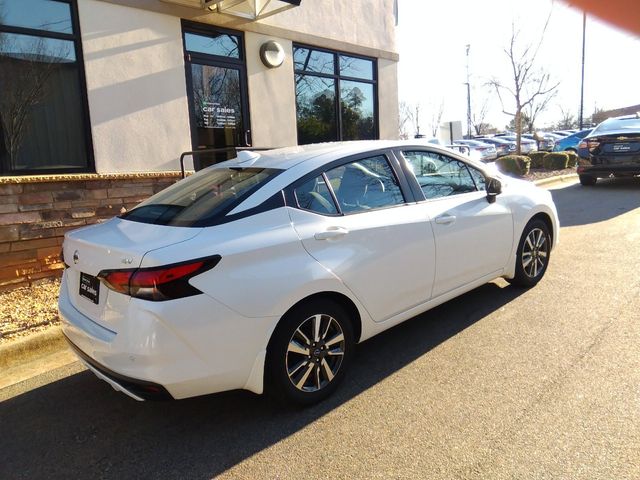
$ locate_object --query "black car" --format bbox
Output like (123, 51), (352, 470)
(577, 114), (640, 186)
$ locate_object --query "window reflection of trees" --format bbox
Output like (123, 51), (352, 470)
(191, 65), (241, 130)
(0, 33), (72, 164)
(294, 47), (376, 144)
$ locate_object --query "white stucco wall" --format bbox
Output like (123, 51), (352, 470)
(378, 58), (400, 140)
(78, 0), (192, 173)
(258, 0), (397, 55)
(244, 32), (298, 148)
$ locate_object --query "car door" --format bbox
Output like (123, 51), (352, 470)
(399, 149), (513, 298)
(287, 152), (436, 323)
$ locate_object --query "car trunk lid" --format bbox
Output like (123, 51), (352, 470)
(62, 218), (202, 329)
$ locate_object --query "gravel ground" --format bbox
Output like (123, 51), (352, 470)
(0, 278), (61, 343)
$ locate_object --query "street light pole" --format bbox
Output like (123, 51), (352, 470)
(465, 44), (472, 138)
(579, 12), (586, 129)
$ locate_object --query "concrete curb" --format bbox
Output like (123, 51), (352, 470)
(0, 325), (66, 370)
(534, 173), (578, 187)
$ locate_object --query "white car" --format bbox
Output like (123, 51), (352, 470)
(59, 141), (559, 405)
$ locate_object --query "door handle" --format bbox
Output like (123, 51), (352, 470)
(314, 226), (349, 240)
(435, 214), (456, 225)
(244, 130), (252, 147)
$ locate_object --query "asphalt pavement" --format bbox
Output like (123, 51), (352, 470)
(1, 177), (639, 480)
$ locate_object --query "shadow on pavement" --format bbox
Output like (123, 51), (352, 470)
(0, 282), (524, 480)
(550, 177), (640, 227)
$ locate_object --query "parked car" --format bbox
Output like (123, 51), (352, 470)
(576, 114), (640, 186)
(499, 135), (538, 154)
(523, 133), (555, 152)
(552, 128), (593, 153)
(552, 131), (571, 137)
(59, 141), (559, 405)
(455, 139), (498, 162)
(474, 136), (516, 157)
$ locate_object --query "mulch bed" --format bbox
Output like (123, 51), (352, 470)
(524, 167), (576, 182)
(0, 278), (61, 343)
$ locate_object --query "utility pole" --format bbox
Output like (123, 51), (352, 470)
(579, 12), (586, 129)
(465, 44), (472, 139)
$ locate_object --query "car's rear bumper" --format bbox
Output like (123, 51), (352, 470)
(58, 271), (278, 399)
(578, 163), (640, 177)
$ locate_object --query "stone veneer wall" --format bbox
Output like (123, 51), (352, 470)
(0, 172), (182, 292)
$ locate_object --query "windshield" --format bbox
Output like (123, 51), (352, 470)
(121, 167), (281, 227)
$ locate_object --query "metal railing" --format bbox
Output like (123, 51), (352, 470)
(179, 146), (280, 178)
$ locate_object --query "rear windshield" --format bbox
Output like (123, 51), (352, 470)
(594, 117), (640, 134)
(121, 167), (281, 227)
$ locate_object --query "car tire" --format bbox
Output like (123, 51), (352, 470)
(507, 219), (551, 288)
(579, 174), (597, 186)
(266, 298), (354, 406)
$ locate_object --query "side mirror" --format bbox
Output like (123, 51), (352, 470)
(486, 177), (502, 204)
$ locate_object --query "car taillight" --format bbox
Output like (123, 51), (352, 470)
(98, 255), (221, 301)
(586, 139), (600, 151)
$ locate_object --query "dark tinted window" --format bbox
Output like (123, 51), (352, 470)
(293, 48), (334, 74)
(295, 74), (337, 144)
(340, 80), (374, 141)
(403, 151), (478, 199)
(0, 0), (92, 175)
(295, 175), (338, 215)
(327, 155), (404, 213)
(1, 0), (72, 33)
(293, 45), (377, 144)
(184, 32), (240, 58)
(122, 167), (281, 227)
(339, 55), (374, 80)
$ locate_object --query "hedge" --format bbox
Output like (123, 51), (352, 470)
(565, 151), (579, 168)
(496, 155), (531, 177)
(543, 152), (569, 170)
(528, 152), (547, 169)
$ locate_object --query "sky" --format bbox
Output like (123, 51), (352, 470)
(396, 0), (640, 135)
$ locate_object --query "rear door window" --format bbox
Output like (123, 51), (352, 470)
(122, 167), (281, 227)
(326, 155), (405, 213)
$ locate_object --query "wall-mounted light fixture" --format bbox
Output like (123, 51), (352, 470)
(259, 40), (285, 68)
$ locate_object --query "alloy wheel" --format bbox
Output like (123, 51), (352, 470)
(521, 227), (548, 278)
(285, 314), (345, 392)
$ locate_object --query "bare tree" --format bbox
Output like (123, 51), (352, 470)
(524, 89), (557, 133)
(429, 100), (444, 137)
(489, 18), (560, 154)
(471, 96), (490, 136)
(556, 106), (578, 130)
(398, 100), (416, 139)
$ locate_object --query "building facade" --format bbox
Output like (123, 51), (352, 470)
(0, 0), (399, 289)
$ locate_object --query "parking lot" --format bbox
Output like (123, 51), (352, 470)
(1, 178), (639, 480)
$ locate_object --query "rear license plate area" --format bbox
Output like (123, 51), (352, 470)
(79, 272), (100, 304)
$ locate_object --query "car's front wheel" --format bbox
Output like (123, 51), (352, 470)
(507, 219), (551, 288)
(266, 299), (354, 405)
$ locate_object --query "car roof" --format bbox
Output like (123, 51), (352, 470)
(212, 140), (464, 171)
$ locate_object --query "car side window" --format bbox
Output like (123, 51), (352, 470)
(403, 150), (478, 199)
(326, 155), (405, 213)
(295, 175), (339, 215)
(467, 166), (486, 191)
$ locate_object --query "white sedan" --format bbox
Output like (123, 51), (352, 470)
(59, 141), (559, 405)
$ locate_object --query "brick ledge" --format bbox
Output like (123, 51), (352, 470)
(0, 171), (186, 184)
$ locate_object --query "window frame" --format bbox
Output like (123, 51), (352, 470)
(0, 0), (95, 176)
(286, 149), (416, 216)
(394, 147), (491, 202)
(293, 43), (379, 143)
